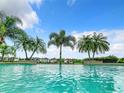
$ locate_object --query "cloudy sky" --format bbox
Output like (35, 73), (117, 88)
(0, 0), (124, 59)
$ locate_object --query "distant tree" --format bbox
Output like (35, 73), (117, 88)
(77, 35), (93, 61)
(48, 30), (76, 64)
(77, 32), (110, 61)
(15, 31), (32, 59)
(92, 32), (110, 59)
(0, 44), (16, 61)
(29, 37), (46, 59)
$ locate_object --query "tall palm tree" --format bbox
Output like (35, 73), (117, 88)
(29, 37), (46, 59)
(48, 30), (76, 64)
(77, 35), (93, 61)
(0, 11), (22, 44)
(92, 32), (110, 59)
(77, 32), (110, 62)
(15, 31), (32, 59)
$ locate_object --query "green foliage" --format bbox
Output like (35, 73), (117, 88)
(0, 44), (16, 55)
(0, 11), (22, 44)
(0, 23), (6, 36)
(77, 35), (92, 59)
(29, 37), (47, 59)
(0, 44), (16, 61)
(73, 59), (83, 64)
(92, 32), (110, 54)
(14, 32), (34, 59)
(48, 30), (76, 48)
(77, 32), (110, 60)
(48, 30), (76, 64)
(117, 58), (124, 63)
(84, 55), (119, 63)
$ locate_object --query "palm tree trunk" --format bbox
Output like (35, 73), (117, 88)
(1, 51), (4, 62)
(24, 47), (28, 60)
(59, 45), (62, 65)
(88, 50), (91, 64)
(29, 48), (37, 60)
(92, 51), (95, 60)
(13, 50), (16, 60)
(0, 37), (4, 44)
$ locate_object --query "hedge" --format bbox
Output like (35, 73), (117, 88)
(83, 55), (119, 63)
(117, 58), (124, 63)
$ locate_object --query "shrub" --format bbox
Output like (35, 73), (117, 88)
(102, 55), (118, 63)
(117, 58), (124, 63)
(73, 59), (83, 64)
(83, 55), (119, 63)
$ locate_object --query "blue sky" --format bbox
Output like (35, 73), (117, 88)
(27, 0), (124, 41)
(34, 0), (124, 30)
(0, 0), (124, 58)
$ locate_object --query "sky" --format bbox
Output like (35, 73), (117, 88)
(0, 0), (124, 59)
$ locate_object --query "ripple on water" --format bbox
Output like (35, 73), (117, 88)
(0, 65), (124, 93)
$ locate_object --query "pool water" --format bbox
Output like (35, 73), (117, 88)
(0, 64), (124, 93)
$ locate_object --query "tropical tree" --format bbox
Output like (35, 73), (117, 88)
(92, 32), (110, 59)
(0, 12), (6, 44)
(0, 44), (16, 61)
(48, 30), (76, 64)
(77, 35), (93, 61)
(0, 11), (22, 44)
(29, 37), (46, 59)
(77, 32), (110, 62)
(15, 31), (32, 59)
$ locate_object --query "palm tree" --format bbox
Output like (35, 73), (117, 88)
(77, 32), (110, 62)
(0, 11), (22, 44)
(0, 44), (16, 61)
(0, 24), (6, 44)
(0, 12), (6, 44)
(15, 31), (32, 59)
(0, 44), (8, 61)
(92, 32), (110, 59)
(29, 37), (46, 59)
(48, 30), (76, 64)
(77, 35), (93, 61)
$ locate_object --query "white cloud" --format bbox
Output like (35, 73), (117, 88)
(67, 0), (76, 7)
(28, 0), (43, 7)
(0, 0), (43, 29)
(110, 43), (124, 54)
(45, 46), (80, 59)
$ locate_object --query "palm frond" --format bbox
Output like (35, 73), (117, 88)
(48, 40), (58, 47)
(49, 32), (59, 40)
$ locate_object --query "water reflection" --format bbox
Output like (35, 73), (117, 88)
(46, 65), (116, 93)
(79, 66), (115, 93)
(0, 64), (124, 93)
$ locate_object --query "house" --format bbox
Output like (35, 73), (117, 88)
(40, 58), (49, 63)
(14, 58), (19, 61)
(64, 59), (74, 64)
(49, 58), (58, 63)
(8, 57), (14, 62)
(32, 57), (41, 63)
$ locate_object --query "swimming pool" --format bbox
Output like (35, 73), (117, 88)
(0, 64), (124, 93)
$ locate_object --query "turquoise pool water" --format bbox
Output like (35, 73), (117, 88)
(0, 64), (124, 93)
